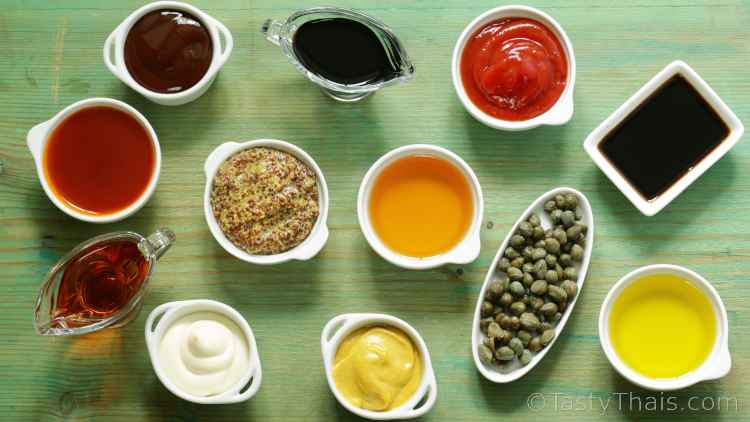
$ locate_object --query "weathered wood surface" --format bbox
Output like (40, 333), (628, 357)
(0, 0), (748, 420)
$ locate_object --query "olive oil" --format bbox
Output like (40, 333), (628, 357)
(609, 274), (716, 378)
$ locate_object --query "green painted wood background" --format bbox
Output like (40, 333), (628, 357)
(1, 0), (748, 420)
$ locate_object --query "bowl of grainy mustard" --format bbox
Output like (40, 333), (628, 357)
(203, 139), (329, 264)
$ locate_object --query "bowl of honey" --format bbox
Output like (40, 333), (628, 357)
(357, 144), (483, 270)
(27, 97), (161, 223)
(599, 264), (731, 391)
(103, 1), (233, 106)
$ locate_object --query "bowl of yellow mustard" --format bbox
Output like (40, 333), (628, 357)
(320, 313), (437, 420)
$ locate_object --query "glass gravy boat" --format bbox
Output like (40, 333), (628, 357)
(262, 7), (415, 102)
(34, 228), (175, 336)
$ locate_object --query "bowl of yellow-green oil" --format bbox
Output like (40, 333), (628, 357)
(599, 264), (730, 391)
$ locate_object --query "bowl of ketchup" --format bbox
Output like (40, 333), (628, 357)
(452, 6), (575, 131)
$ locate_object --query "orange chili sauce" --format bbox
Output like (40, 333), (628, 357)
(43, 106), (155, 215)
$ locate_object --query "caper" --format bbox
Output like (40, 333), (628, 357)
(555, 263), (564, 280)
(517, 330), (532, 346)
(563, 242), (573, 253)
(544, 238), (560, 254)
(561, 280), (578, 299)
(522, 262), (534, 274)
(533, 259), (548, 279)
(566, 224), (583, 241)
(510, 301), (526, 315)
(504, 246), (520, 259)
(480, 317), (494, 333)
(545, 269), (559, 284)
(544, 200), (556, 212)
(551, 209), (563, 224)
(545, 254), (557, 267)
(561, 210), (576, 228)
(559, 253), (572, 267)
(531, 247), (547, 261)
(510, 234), (525, 248)
(520, 349), (533, 365)
(509, 281), (525, 296)
(528, 213), (541, 227)
(511, 257), (525, 268)
(508, 316), (521, 331)
(540, 322), (553, 332)
(499, 292), (513, 307)
(481, 301), (494, 317)
(576, 235), (586, 247)
(529, 295), (545, 310)
(518, 221), (533, 238)
(482, 335), (495, 351)
(495, 346), (515, 361)
(532, 226), (545, 240)
(530, 280), (548, 296)
(575, 207), (583, 220)
(488, 279), (506, 298)
(548, 285), (568, 303)
(520, 312), (540, 331)
(522, 272), (534, 287)
(564, 193), (578, 210)
(540, 302), (558, 317)
(509, 337), (524, 356)
(534, 239), (546, 249)
(499, 314), (513, 330)
(552, 228), (567, 245)
(478, 344), (494, 364)
(528, 336), (542, 352)
(488, 322), (503, 339)
(540, 329), (556, 346)
(563, 266), (578, 281)
(508, 267), (523, 281)
(553, 312), (562, 322)
(571, 244), (584, 261)
(522, 245), (534, 260)
(554, 194), (566, 209)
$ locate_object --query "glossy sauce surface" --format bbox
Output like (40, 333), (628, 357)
(54, 239), (150, 326)
(369, 155), (473, 258)
(609, 274), (716, 379)
(460, 18), (568, 121)
(124, 9), (213, 93)
(293, 18), (398, 85)
(598, 75), (730, 200)
(44, 106), (155, 215)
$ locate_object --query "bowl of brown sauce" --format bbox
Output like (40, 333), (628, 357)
(27, 98), (161, 223)
(103, 1), (233, 106)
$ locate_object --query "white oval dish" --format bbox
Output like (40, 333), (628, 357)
(103, 1), (234, 106)
(357, 144), (483, 270)
(26, 97), (161, 223)
(321, 313), (437, 420)
(204, 139), (329, 265)
(598, 264), (731, 391)
(451, 5), (576, 131)
(471, 187), (593, 382)
(145, 299), (262, 404)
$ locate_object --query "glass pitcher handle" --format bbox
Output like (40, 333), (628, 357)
(144, 228), (176, 260)
(261, 19), (285, 46)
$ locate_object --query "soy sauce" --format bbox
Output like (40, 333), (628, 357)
(292, 18), (399, 85)
(598, 75), (729, 200)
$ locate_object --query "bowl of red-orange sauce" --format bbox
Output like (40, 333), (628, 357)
(452, 6), (576, 131)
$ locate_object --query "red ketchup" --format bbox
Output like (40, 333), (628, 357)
(460, 18), (568, 121)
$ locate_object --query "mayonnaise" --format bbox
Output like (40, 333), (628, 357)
(332, 325), (422, 411)
(158, 311), (250, 396)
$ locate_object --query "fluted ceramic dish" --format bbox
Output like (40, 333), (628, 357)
(471, 187), (593, 382)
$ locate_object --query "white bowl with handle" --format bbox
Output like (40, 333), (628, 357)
(321, 313), (437, 420)
(103, 1), (233, 106)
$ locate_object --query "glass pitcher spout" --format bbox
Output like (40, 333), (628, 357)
(33, 228), (175, 336)
(261, 7), (415, 102)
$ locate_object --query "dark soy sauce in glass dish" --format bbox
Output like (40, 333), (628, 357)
(598, 75), (730, 201)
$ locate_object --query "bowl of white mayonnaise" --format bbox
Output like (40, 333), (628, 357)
(145, 299), (262, 404)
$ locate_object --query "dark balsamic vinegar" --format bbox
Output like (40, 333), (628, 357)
(598, 75), (730, 200)
(292, 18), (399, 85)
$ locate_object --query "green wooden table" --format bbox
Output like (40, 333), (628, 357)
(1, 0), (749, 420)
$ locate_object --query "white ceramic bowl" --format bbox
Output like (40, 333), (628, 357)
(472, 187), (593, 382)
(357, 144), (483, 270)
(204, 139), (329, 264)
(26, 97), (161, 223)
(145, 299), (262, 404)
(584, 60), (744, 216)
(103, 1), (234, 106)
(451, 5), (576, 131)
(598, 264), (731, 391)
(321, 313), (437, 420)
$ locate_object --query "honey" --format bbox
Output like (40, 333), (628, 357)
(368, 155), (473, 258)
(609, 274), (716, 379)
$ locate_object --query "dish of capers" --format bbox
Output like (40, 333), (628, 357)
(476, 190), (591, 374)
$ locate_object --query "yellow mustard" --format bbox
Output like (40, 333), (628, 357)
(332, 325), (422, 411)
